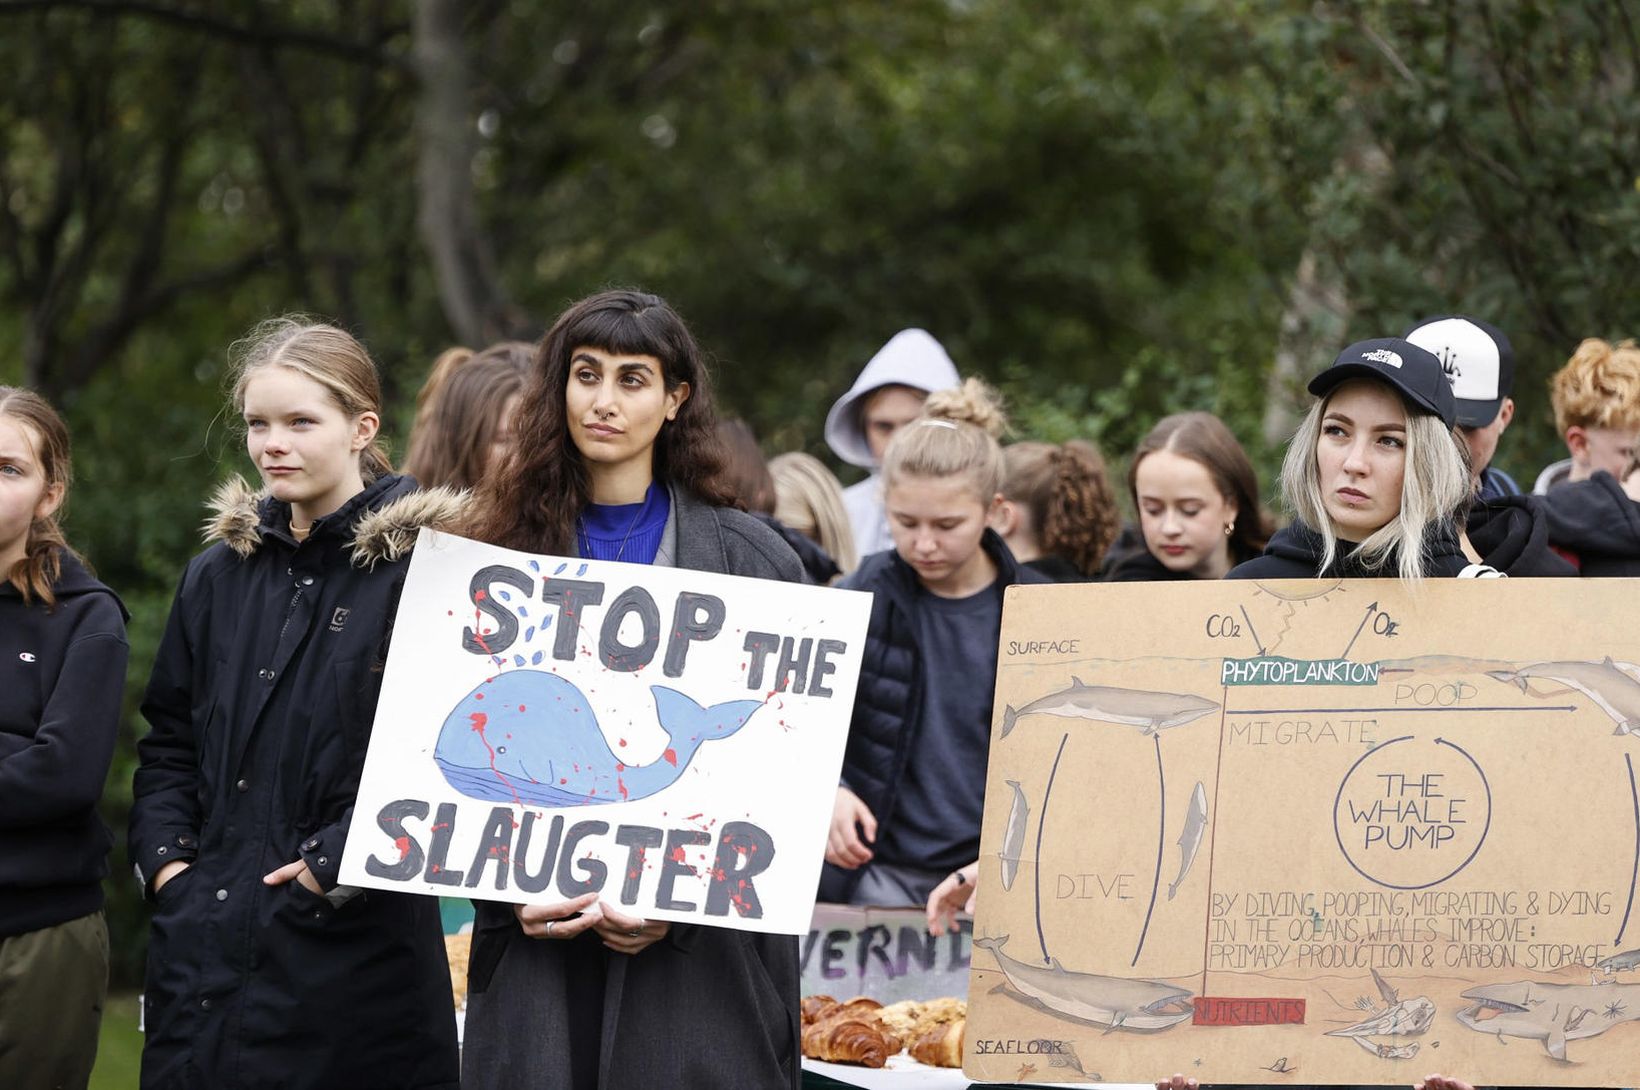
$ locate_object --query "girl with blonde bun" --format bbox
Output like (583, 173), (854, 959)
(822, 378), (1048, 907)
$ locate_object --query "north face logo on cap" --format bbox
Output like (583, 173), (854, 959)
(1361, 349), (1403, 368)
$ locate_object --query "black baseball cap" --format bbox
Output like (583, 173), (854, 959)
(1401, 315), (1515, 428)
(1307, 337), (1458, 429)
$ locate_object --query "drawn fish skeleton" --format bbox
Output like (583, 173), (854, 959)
(1457, 980), (1640, 1061)
(1000, 780), (1029, 892)
(1326, 970), (1435, 1038)
(1001, 677), (1218, 738)
(1486, 658), (1640, 735)
(433, 670), (764, 806)
(972, 935), (1194, 1032)
(1166, 781), (1207, 901)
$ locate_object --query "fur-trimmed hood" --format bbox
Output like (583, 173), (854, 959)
(202, 474), (468, 567)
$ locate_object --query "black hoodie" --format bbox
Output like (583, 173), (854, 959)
(0, 550), (130, 937)
(1465, 494), (1578, 577)
(1541, 470), (1640, 577)
(1227, 521), (1494, 579)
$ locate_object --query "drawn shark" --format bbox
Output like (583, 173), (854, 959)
(1000, 678), (1218, 739)
(1595, 948), (1640, 975)
(1486, 658), (1640, 735)
(433, 669), (765, 806)
(1456, 980), (1640, 1061)
(972, 935), (1194, 1032)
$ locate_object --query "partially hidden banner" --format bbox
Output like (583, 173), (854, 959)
(966, 579), (1640, 1085)
(341, 529), (871, 935)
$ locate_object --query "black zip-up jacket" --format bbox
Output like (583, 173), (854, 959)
(0, 551), (129, 937)
(129, 474), (461, 1090)
(818, 530), (1048, 902)
(1227, 521), (1493, 579)
(1541, 470), (1640, 576)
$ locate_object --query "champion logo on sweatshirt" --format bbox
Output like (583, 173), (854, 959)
(18, 652), (35, 663)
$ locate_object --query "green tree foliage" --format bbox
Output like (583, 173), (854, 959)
(0, 0), (1634, 986)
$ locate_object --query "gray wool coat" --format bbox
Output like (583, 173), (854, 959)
(462, 489), (807, 1090)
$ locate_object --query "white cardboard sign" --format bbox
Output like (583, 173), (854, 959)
(341, 529), (870, 935)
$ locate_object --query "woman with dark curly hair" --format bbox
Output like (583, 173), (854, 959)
(458, 289), (805, 1090)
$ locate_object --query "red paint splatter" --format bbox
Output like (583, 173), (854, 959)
(559, 778), (568, 785)
(395, 835), (411, 861)
(617, 738), (627, 748)
(662, 748), (677, 766)
(474, 692), (485, 700)
(518, 704), (526, 712)
(685, 813), (703, 821)
(474, 590), (488, 600)
(614, 762), (625, 772)
(669, 845), (688, 863)
(617, 776), (629, 800)
(430, 863), (442, 874)
(469, 711), (522, 806)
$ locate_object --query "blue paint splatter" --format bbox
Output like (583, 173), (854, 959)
(499, 590), (511, 602)
(529, 560), (540, 572)
(553, 562), (567, 575)
(524, 626), (536, 642)
(518, 606), (529, 618)
(491, 655), (503, 667)
(531, 651), (544, 665)
(513, 655), (526, 667)
(576, 563), (588, 577)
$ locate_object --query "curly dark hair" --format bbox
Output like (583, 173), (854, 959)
(463, 290), (734, 553)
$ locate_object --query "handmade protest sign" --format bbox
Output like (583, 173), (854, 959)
(340, 529), (870, 935)
(966, 579), (1640, 1085)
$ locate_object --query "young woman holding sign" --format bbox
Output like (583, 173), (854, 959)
(1228, 337), (1496, 581)
(457, 290), (805, 1090)
(129, 319), (461, 1089)
(0, 389), (128, 1088)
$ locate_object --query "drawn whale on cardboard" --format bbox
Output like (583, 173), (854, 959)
(433, 669), (765, 806)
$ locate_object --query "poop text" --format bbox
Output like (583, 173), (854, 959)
(365, 799), (776, 918)
(465, 567), (848, 696)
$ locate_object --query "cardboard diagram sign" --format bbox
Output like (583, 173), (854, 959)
(340, 530), (870, 935)
(966, 579), (1640, 1085)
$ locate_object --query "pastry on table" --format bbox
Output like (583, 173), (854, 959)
(801, 994), (837, 1026)
(908, 1018), (965, 1068)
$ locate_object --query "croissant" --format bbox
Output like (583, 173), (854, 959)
(908, 1019), (964, 1068)
(801, 1017), (892, 1067)
(800, 994), (837, 1026)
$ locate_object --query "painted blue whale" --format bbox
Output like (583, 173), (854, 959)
(432, 669), (765, 807)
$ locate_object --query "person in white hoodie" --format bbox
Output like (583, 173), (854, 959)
(825, 329), (961, 558)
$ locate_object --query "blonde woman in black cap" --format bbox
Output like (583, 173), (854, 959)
(1228, 337), (1495, 582)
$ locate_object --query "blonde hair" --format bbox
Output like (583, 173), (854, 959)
(1279, 383), (1470, 583)
(230, 317), (391, 480)
(881, 378), (1007, 500)
(769, 452), (858, 575)
(0, 387), (78, 606)
(1003, 440), (1120, 577)
(1550, 338), (1640, 435)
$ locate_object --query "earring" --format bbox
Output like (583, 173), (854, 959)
(1223, 522), (1235, 537)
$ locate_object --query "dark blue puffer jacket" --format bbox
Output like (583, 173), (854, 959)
(818, 529), (1047, 902)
